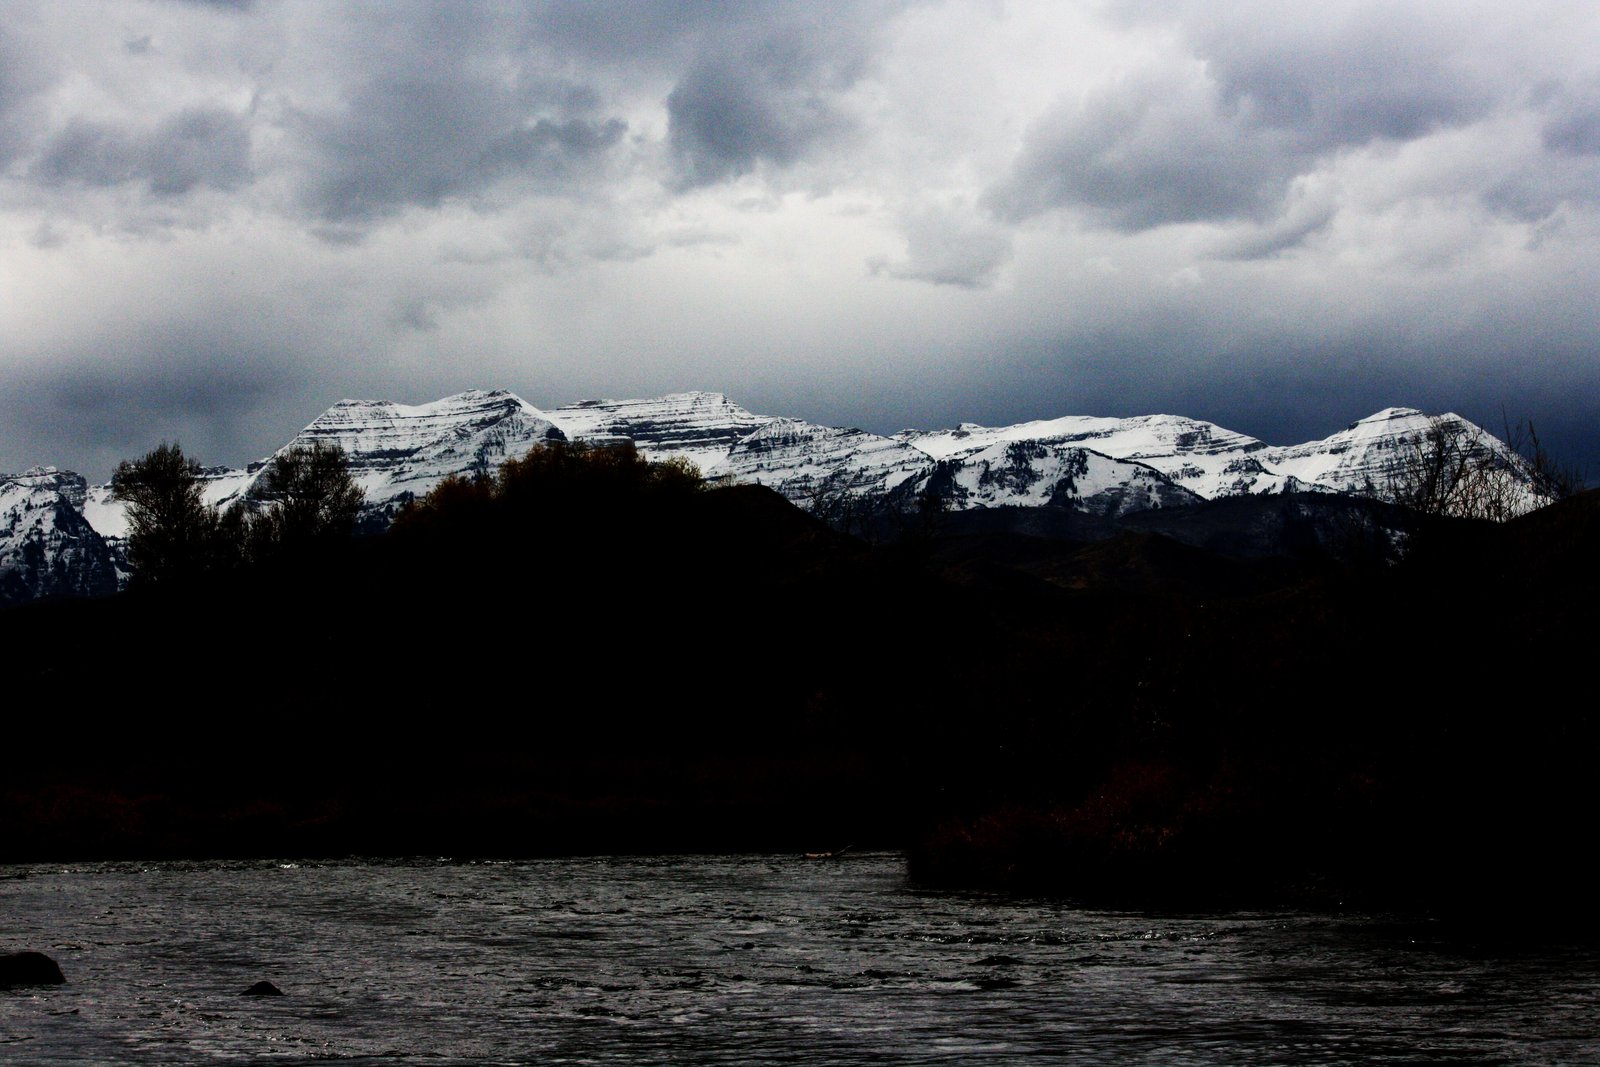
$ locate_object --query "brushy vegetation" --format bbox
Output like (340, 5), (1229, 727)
(112, 439), (365, 584)
(1381, 414), (1584, 523)
(391, 438), (703, 535)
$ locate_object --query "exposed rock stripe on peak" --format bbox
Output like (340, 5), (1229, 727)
(548, 391), (778, 472)
(708, 418), (935, 507)
(708, 417), (1205, 519)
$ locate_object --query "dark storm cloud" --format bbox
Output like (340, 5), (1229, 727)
(992, 3), (1503, 231)
(1, 319), (299, 477)
(664, 4), (900, 188)
(280, 1), (906, 218)
(869, 206), (1012, 288)
(525, 1), (905, 71)
(0, 24), (48, 168)
(33, 108), (252, 196)
(1543, 78), (1600, 155)
(988, 67), (1303, 228)
(667, 49), (852, 186)
(1481, 154), (1600, 222)
(1179, 11), (1493, 145)
(523, 1), (768, 65)
(287, 6), (634, 226)
(296, 71), (627, 224)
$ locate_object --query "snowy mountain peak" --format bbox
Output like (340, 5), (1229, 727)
(247, 389), (566, 521)
(2, 467), (119, 606)
(305, 388), (550, 435)
(8, 466), (89, 509)
(1264, 409), (1507, 498)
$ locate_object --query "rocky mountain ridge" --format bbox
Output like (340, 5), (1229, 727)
(0, 467), (122, 606)
(1, 390), (1540, 605)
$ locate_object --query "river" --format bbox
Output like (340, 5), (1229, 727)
(3, 854), (1597, 1064)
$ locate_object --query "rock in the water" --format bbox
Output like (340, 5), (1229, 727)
(241, 980), (284, 997)
(0, 951), (66, 987)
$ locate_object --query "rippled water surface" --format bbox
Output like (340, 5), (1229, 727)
(3, 854), (1599, 1064)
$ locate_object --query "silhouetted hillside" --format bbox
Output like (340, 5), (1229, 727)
(4, 459), (1597, 914)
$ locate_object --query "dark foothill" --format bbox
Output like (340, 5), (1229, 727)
(242, 980), (284, 997)
(0, 951), (66, 988)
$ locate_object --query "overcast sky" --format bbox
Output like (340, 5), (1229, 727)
(3, 0), (1598, 480)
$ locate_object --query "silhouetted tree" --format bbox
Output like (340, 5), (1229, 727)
(110, 441), (215, 584)
(1382, 415), (1549, 522)
(1500, 414), (1584, 505)
(392, 440), (704, 538)
(250, 441), (365, 546)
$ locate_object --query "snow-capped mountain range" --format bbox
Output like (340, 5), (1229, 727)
(0, 390), (1538, 605)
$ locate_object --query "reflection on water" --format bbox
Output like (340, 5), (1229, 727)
(2, 854), (1597, 1064)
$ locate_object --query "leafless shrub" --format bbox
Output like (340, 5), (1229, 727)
(1382, 414), (1575, 522)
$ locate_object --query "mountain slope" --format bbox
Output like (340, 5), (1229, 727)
(263, 389), (568, 523)
(924, 440), (1202, 517)
(6, 389), (1550, 607)
(897, 413), (1316, 499)
(1262, 406), (1541, 512)
(548, 392), (777, 472)
(0, 468), (121, 606)
(708, 419), (936, 507)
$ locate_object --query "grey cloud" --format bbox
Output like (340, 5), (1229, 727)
(147, 108), (253, 195)
(871, 207), (1013, 288)
(1543, 79), (1600, 155)
(525, 1), (906, 70)
(295, 58), (628, 225)
(997, 4), (1509, 231)
(34, 121), (136, 187)
(287, 3), (897, 209)
(1107, 2), (1500, 143)
(667, 57), (848, 187)
(664, 5), (899, 188)
(476, 117), (629, 184)
(1210, 196), (1338, 260)
(3, 325), (295, 478)
(33, 107), (251, 196)
(0, 25), (49, 167)
(1472, 77), (1600, 220)
(525, 2), (772, 65)
(989, 67), (1302, 229)
(1481, 155), (1600, 222)
(1195, 20), (1494, 146)
(1545, 111), (1600, 155)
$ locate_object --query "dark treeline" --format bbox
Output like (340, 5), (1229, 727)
(4, 439), (1599, 915)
